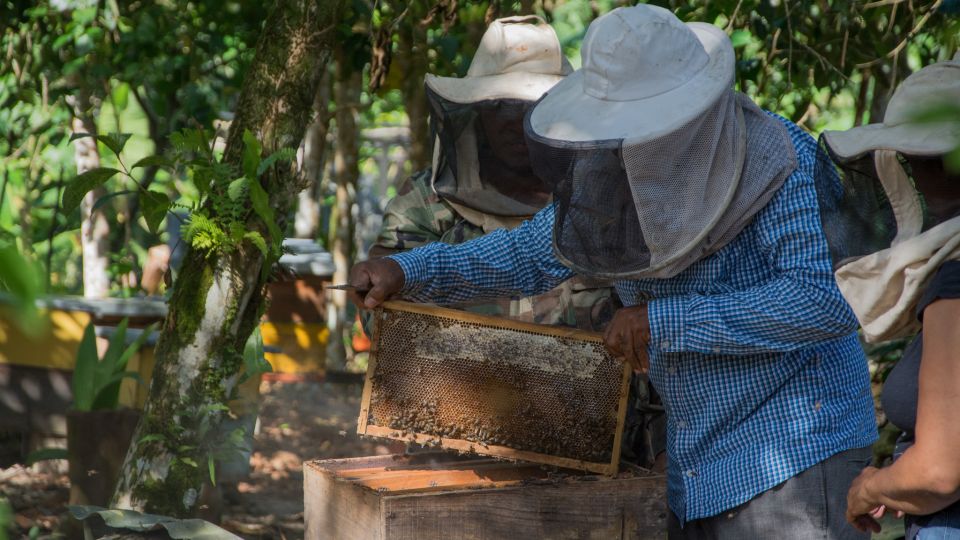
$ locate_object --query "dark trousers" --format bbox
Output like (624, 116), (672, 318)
(668, 446), (873, 540)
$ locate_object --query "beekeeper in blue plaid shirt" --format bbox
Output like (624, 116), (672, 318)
(350, 5), (877, 538)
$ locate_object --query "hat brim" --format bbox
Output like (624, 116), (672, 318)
(528, 23), (734, 143)
(823, 122), (960, 160)
(425, 72), (566, 104)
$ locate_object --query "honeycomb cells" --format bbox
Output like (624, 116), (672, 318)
(366, 306), (626, 465)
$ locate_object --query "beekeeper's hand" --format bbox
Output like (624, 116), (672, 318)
(348, 258), (405, 309)
(603, 305), (651, 374)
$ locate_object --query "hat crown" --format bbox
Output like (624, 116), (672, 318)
(581, 5), (709, 102)
(884, 59), (960, 127)
(466, 16), (568, 78)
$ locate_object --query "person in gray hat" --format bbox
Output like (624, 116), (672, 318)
(815, 54), (960, 539)
(368, 15), (665, 470)
(351, 5), (876, 538)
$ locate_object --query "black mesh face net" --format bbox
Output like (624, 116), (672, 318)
(814, 135), (960, 269)
(524, 115), (650, 276)
(427, 87), (550, 216)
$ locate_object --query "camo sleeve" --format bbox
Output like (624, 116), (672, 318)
(369, 169), (458, 258)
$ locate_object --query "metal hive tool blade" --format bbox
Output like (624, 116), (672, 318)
(357, 301), (630, 475)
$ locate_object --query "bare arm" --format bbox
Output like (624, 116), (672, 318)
(848, 298), (960, 524)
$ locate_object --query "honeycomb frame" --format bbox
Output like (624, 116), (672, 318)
(357, 300), (631, 475)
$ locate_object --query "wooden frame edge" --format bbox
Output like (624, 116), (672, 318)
(356, 308), (382, 434)
(381, 300), (606, 343)
(361, 425), (616, 475)
(609, 362), (632, 474)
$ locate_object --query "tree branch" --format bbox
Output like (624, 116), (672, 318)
(856, 0), (943, 68)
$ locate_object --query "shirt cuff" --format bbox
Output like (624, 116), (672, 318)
(387, 249), (431, 293)
(648, 295), (688, 354)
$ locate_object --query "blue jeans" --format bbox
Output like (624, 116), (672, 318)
(895, 438), (960, 540)
(667, 446), (873, 540)
(908, 506), (960, 540)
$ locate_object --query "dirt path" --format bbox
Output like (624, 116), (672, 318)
(2, 380), (394, 539)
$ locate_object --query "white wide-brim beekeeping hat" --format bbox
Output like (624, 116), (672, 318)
(425, 15), (572, 104)
(823, 53), (960, 159)
(528, 5), (735, 143)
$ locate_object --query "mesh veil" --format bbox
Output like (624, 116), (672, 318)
(427, 86), (549, 217)
(814, 138), (960, 269)
(526, 91), (797, 279)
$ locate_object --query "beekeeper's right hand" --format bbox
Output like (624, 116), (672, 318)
(348, 258), (405, 309)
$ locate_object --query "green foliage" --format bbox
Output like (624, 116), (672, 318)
(69, 132), (133, 158)
(0, 497), (11, 540)
(2, 1), (269, 295)
(909, 101), (960, 171)
(130, 328), (269, 487)
(180, 212), (228, 253)
(72, 318), (154, 412)
(241, 327), (272, 383)
(56, 124), (295, 274)
(68, 505), (242, 539)
(0, 243), (45, 335)
(60, 167), (122, 214)
(25, 447), (69, 465)
(140, 189), (172, 234)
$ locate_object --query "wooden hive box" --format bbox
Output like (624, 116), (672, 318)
(358, 301), (632, 475)
(303, 453), (668, 540)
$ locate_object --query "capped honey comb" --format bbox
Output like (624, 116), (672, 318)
(357, 301), (631, 475)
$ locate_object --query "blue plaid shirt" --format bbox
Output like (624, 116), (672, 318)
(389, 116), (877, 523)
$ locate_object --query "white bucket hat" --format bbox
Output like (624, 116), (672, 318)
(817, 54), (960, 342)
(425, 15), (572, 104)
(528, 4), (734, 143)
(823, 53), (960, 159)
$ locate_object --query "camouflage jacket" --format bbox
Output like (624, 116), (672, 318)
(371, 170), (619, 331)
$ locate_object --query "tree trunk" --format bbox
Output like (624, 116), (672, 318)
(111, 0), (345, 516)
(71, 114), (111, 299)
(325, 46), (362, 372)
(398, 6), (431, 171)
(294, 70), (333, 239)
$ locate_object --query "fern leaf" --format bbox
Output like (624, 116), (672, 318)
(244, 231), (268, 256)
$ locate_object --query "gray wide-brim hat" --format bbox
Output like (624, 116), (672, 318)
(425, 15), (572, 104)
(528, 5), (735, 144)
(823, 53), (960, 159)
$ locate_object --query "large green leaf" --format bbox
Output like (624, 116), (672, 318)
(88, 319), (127, 411)
(92, 190), (136, 213)
(112, 83), (129, 112)
(227, 177), (248, 201)
(90, 321), (155, 410)
(131, 155), (174, 170)
(239, 326), (272, 385)
(0, 245), (44, 336)
(0, 244), (40, 302)
(97, 133), (133, 158)
(68, 133), (132, 159)
(26, 448), (69, 465)
(90, 371), (143, 411)
(247, 179), (280, 244)
(72, 323), (99, 412)
(729, 29), (752, 48)
(243, 231), (268, 256)
(116, 323), (157, 372)
(140, 189), (171, 234)
(69, 506), (242, 540)
(256, 148), (296, 176)
(242, 129), (262, 179)
(62, 167), (123, 214)
(98, 318), (128, 385)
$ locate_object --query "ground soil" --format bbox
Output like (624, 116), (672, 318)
(0, 378), (905, 539)
(1, 379), (398, 539)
